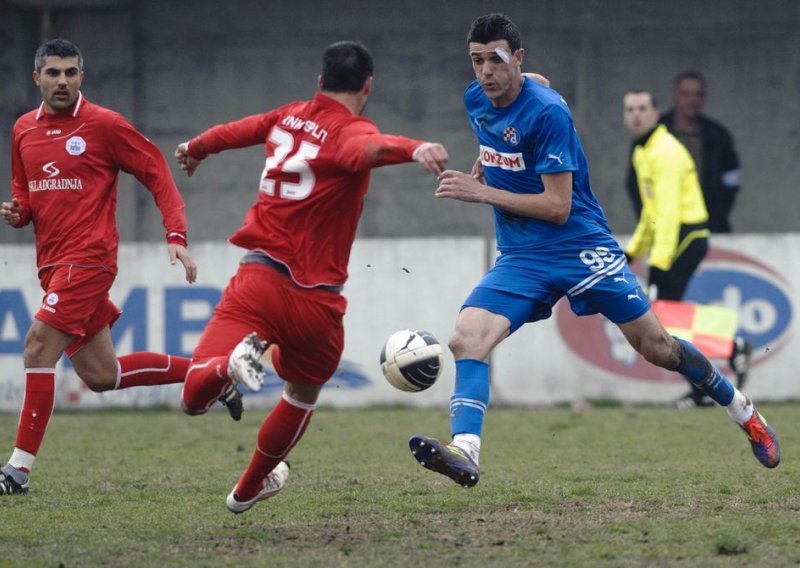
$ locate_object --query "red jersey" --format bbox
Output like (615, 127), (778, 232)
(188, 92), (423, 288)
(10, 93), (187, 273)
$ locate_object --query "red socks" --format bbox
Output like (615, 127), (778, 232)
(116, 353), (191, 389)
(181, 356), (231, 413)
(14, 369), (56, 461)
(235, 394), (315, 501)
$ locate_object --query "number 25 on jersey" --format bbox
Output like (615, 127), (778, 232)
(259, 126), (320, 200)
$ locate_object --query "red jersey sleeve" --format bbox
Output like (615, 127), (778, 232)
(187, 112), (277, 159)
(334, 120), (424, 172)
(10, 123), (32, 228)
(108, 116), (188, 245)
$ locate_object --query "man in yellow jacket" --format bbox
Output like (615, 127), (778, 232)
(622, 89), (753, 408)
(623, 89), (710, 300)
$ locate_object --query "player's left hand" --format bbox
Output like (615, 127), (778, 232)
(435, 170), (487, 203)
(470, 156), (485, 183)
(168, 243), (197, 283)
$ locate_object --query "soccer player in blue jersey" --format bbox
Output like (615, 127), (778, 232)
(408, 13), (780, 487)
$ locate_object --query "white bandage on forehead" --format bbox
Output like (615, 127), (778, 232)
(494, 47), (510, 63)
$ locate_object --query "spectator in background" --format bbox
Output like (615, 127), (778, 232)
(659, 71), (741, 234)
(623, 90), (709, 306)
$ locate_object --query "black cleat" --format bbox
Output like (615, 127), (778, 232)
(409, 436), (480, 488)
(219, 388), (244, 421)
(0, 464), (29, 495)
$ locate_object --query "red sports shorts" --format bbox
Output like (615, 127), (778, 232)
(192, 263), (347, 385)
(36, 264), (121, 357)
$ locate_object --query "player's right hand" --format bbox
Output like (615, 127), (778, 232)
(174, 142), (201, 177)
(412, 142), (448, 176)
(1, 199), (21, 226)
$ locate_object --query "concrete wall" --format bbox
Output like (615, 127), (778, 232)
(2, 0), (799, 246)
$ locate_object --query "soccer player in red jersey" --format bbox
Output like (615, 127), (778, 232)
(0, 39), (201, 496)
(176, 41), (448, 513)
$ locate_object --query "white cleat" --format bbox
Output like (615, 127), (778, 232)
(227, 332), (267, 392)
(225, 461), (289, 514)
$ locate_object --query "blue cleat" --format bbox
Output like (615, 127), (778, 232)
(409, 436), (480, 488)
(739, 406), (780, 469)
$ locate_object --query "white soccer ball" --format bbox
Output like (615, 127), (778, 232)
(380, 329), (444, 392)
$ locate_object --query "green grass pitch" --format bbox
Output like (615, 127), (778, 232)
(1, 404), (797, 567)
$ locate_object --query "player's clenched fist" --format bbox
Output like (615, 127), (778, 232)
(412, 142), (448, 175)
(1, 199), (22, 226)
(174, 142), (201, 177)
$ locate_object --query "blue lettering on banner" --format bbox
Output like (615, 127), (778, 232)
(112, 287), (148, 352)
(164, 287), (221, 357)
(0, 290), (32, 354)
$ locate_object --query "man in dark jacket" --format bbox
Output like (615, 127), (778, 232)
(659, 71), (741, 234)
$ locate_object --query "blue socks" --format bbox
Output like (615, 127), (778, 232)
(674, 337), (734, 406)
(450, 359), (490, 437)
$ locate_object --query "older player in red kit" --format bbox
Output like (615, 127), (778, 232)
(176, 40), (448, 513)
(0, 39), (201, 496)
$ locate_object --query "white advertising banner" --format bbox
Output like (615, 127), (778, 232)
(0, 234), (796, 410)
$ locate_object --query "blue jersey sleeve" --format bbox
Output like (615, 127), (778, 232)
(533, 105), (579, 174)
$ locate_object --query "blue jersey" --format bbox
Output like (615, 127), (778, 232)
(465, 77), (612, 252)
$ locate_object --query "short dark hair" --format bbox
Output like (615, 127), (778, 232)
(34, 39), (83, 71)
(320, 41), (373, 93)
(467, 13), (521, 53)
(624, 89), (658, 108)
(673, 70), (706, 88)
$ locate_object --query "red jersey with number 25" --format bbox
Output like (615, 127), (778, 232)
(188, 92), (423, 288)
(10, 93), (188, 273)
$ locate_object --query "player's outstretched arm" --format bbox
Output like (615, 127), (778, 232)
(412, 142), (448, 175)
(1, 199), (20, 226)
(175, 142), (202, 177)
(168, 243), (197, 284)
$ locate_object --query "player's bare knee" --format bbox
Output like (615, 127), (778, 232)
(448, 330), (473, 359)
(22, 330), (50, 367)
(81, 373), (115, 392)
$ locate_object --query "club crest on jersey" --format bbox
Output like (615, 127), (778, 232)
(46, 293), (59, 306)
(66, 136), (86, 156)
(503, 126), (520, 146)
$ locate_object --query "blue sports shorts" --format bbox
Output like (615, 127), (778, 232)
(462, 233), (650, 334)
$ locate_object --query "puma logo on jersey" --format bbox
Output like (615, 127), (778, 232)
(614, 275), (628, 283)
(479, 145), (526, 171)
(627, 292), (641, 301)
(547, 152), (564, 165)
(42, 161), (60, 178)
